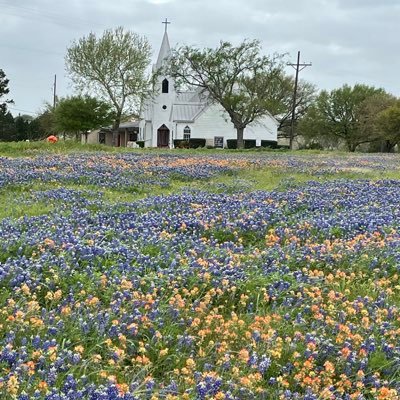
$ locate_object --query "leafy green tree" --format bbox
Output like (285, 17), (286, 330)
(0, 111), (15, 141)
(13, 114), (45, 141)
(26, 118), (44, 141)
(376, 101), (400, 152)
(35, 104), (56, 138)
(275, 77), (317, 140)
(65, 27), (152, 144)
(14, 115), (32, 141)
(356, 93), (397, 152)
(54, 95), (114, 141)
(0, 68), (13, 114)
(0, 69), (15, 141)
(168, 40), (286, 149)
(299, 84), (386, 151)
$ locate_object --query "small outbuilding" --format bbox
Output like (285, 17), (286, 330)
(81, 121), (139, 147)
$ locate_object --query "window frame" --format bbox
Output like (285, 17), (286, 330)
(183, 126), (191, 142)
(162, 79), (169, 93)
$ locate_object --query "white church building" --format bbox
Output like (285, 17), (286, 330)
(138, 25), (278, 148)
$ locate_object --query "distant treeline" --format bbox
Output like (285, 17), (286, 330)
(0, 112), (48, 142)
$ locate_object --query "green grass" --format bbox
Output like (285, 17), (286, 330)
(0, 140), (374, 157)
(183, 166), (400, 195)
(0, 140), (137, 157)
(0, 185), (54, 219)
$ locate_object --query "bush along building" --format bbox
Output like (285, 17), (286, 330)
(138, 26), (279, 149)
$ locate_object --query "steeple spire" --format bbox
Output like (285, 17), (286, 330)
(155, 19), (171, 70)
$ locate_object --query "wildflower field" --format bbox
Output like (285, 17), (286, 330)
(1, 145), (400, 400)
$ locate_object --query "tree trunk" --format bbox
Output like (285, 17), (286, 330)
(388, 141), (396, 153)
(236, 127), (244, 149)
(382, 140), (396, 153)
(347, 142), (357, 152)
(112, 114), (121, 147)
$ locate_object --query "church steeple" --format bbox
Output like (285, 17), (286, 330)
(155, 19), (171, 70)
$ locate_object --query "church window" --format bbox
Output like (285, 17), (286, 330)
(162, 105), (167, 110)
(183, 126), (191, 141)
(162, 79), (169, 93)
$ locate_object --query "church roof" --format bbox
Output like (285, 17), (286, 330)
(171, 103), (207, 122)
(155, 31), (171, 70)
(176, 90), (204, 103)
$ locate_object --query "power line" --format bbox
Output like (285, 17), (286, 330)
(287, 51), (312, 150)
(0, 2), (105, 30)
(8, 107), (37, 115)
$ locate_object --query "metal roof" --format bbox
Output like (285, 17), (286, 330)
(171, 103), (206, 122)
(119, 121), (139, 128)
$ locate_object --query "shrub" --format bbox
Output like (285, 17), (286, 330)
(188, 138), (206, 148)
(226, 139), (258, 149)
(136, 141), (145, 148)
(174, 139), (190, 149)
(277, 145), (290, 150)
(260, 140), (278, 149)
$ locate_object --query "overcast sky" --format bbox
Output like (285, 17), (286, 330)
(1, 0), (399, 117)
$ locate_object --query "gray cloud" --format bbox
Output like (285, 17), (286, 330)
(1, 0), (399, 116)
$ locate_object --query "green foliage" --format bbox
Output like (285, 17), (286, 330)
(0, 110), (15, 141)
(357, 93), (397, 152)
(65, 27), (152, 131)
(0, 68), (16, 141)
(0, 113), (45, 142)
(168, 40), (287, 149)
(376, 101), (400, 151)
(35, 103), (56, 137)
(0, 68), (13, 114)
(300, 84), (387, 151)
(276, 79), (317, 139)
(54, 95), (114, 139)
(226, 139), (257, 149)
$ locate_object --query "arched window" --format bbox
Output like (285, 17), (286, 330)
(183, 126), (191, 142)
(162, 79), (169, 93)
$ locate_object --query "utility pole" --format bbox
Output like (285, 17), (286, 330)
(287, 51), (311, 150)
(53, 74), (57, 110)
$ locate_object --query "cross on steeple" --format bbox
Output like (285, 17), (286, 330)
(162, 18), (171, 33)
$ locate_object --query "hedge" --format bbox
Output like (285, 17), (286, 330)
(173, 139), (190, 148)
(260, 140), (278, 149)
(226, 139), (258, 149)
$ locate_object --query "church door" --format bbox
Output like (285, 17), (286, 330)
(157, 125), (170, 148)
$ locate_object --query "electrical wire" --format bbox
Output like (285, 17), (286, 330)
(8, 107), (38, 115)
(0, 1), (104, 30)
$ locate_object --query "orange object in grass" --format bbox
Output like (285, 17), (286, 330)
(46, 135), (58, 143)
